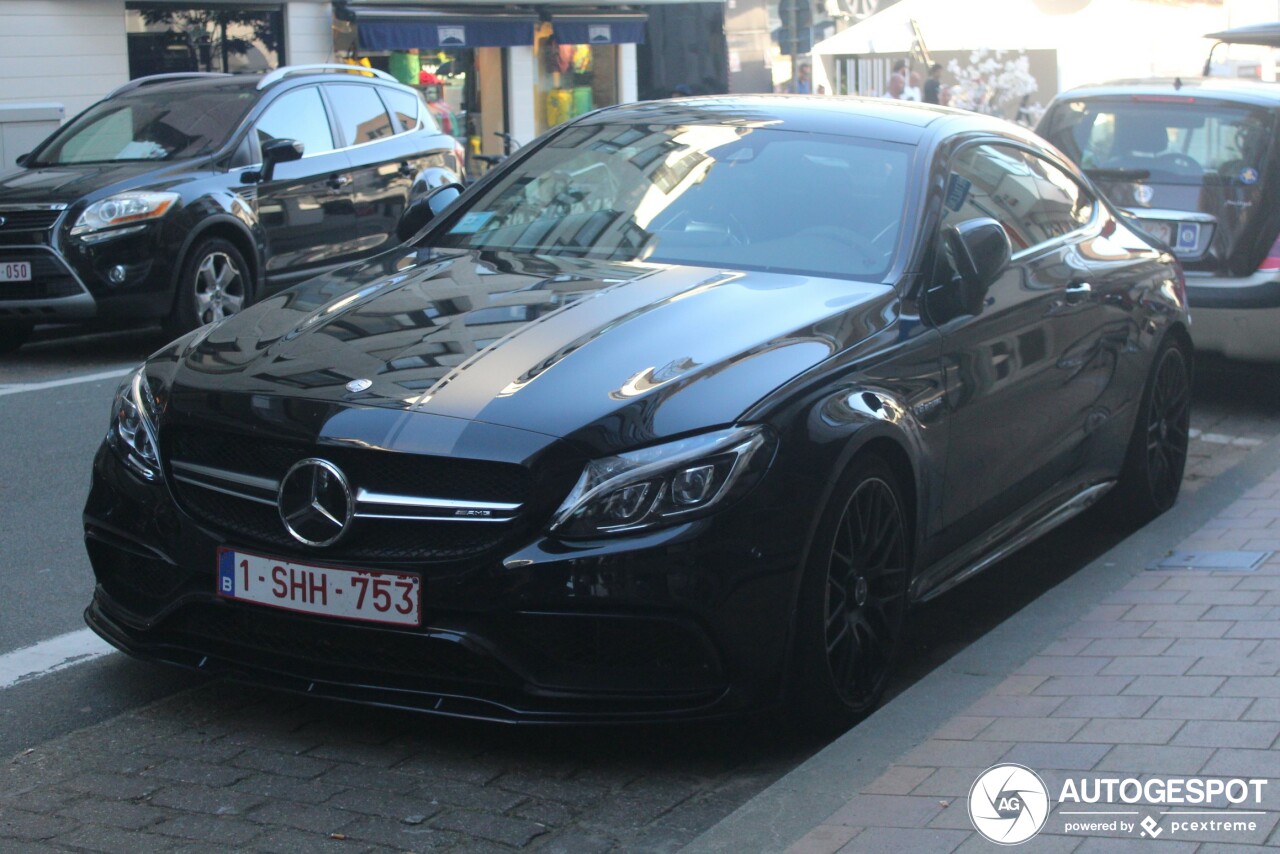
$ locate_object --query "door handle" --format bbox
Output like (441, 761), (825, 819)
(1064, 282), (1092, 304)
(327, 174), (351, 190)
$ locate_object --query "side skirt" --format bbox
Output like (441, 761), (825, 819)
(911, 481), (1115, 603)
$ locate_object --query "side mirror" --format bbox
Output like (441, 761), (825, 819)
(942, 217), (1011, 315)
(15, 153), (29, 167)
(396, 182), (463, 243)
(254, 138), (304, 183)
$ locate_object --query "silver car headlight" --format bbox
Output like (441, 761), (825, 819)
(71, 191), (179, 242)
(550, 425), (775, 538)
(107, 366), (162, 480)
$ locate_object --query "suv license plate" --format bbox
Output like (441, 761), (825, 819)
(0, 262), (31, 282)
(217, 548), (421, 626)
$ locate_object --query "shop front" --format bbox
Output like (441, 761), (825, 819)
(334, 1), (645, 175)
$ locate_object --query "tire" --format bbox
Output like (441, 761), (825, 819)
(166, 238), (251, 339)
(1109, 336), (1192, 526)
(0, 321), (33, 354)
(789, 454), (912, 733)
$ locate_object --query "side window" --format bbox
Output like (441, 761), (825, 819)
(256, 87), (335, 158)
(942, 144), (1093, 254)
(326, 84), (394, 146)
(380, 87), (434, 134)
(1016, 151), (1096, 244)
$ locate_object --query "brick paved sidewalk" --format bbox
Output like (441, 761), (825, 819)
(695, 462), (1280, 853)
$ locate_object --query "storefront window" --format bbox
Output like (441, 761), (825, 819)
(125, 4), (284, 78)
(535, 24), (619, 134)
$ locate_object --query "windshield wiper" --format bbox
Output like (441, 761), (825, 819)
(1085, 167), (1152, 181)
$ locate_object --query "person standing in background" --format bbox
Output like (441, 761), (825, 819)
(791, 63), (812, 94)
(886, 59), (907, 99)
(904, 70), (923, 101)
(923, 63), (944, 105)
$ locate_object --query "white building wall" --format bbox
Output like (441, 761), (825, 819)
(507, 46), (538, 148)
(285, 1), (334, 66)
(0, 0), (129, 118)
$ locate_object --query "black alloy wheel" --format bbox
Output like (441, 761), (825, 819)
(1111, 337), (1191, 524)
(793, 455), (911, 730)
(167, 237), (251, 338)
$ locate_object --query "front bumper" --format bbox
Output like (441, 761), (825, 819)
(0, 220), (176, 323)
(83, 441), (807, 723)
(1185, 270), (1280, 362)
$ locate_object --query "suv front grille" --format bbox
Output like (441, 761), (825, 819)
(0, 209), (62, 232)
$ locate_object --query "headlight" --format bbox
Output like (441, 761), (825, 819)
(550, 425), (774, 538)
(107, 366), (162, 480)
(71, 191), (179, 240)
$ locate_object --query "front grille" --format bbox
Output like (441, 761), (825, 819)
(172, 604), (519, 686)
(169, 427), (530, 503)
(176, 483), (512, 561)
(0, 249), (84, 300)
(0, 209), (62, 232)
(166, 427), (532, 562)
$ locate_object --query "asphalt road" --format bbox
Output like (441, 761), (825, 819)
(1, 324), (1277, 850)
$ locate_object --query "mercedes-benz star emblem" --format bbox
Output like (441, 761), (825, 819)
(278, 458), (354, 547)
(345, 378), (373, 393)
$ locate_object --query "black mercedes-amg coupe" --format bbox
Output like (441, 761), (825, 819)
(84, 96), (1191, 728)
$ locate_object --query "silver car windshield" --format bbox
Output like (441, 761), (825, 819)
(435, 123), (912, 280)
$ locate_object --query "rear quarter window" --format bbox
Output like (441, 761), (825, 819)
(380, 87), (438, 134)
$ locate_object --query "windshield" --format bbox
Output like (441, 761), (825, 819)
(33, 88), (256, 165)
(1041, 98), (1274, 185)
(434, 123), (912, 280)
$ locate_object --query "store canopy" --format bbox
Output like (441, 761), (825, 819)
(339, 6), (538, 50)
(552, 13), (647, 45)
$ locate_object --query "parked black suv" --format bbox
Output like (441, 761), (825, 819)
(0, 65), (463, 352)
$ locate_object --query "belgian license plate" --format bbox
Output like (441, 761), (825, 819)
(0, 261), (31, 282)
(217, 548), (421, 626)
(1141, 220), (1199, 252)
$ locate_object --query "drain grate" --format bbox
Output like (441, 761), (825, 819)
(1147, 550), (1273, 572)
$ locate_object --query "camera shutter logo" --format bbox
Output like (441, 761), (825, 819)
(969, 763), (1050, 845)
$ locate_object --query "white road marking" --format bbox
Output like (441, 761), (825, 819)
(0, 628), (116, 690)
(1188, 428), (1265, 447)
(0, 367), (133, 397)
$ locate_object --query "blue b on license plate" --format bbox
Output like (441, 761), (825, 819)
(217, 548), (421, 626)
(1174, 222), (1200, 251)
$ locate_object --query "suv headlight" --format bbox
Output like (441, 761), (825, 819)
(550, 425), (775, 538)
(72, 191), (179, 241)
(106, 366), (162, 480)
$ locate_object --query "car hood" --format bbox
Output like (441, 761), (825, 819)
(164, 247), (895, 455)
(0, 161), (190, 206)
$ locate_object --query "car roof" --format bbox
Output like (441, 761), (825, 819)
(112, 70), (402, 102)
(580, 95), (1023, 145)
(1053, 77), (1280, 109)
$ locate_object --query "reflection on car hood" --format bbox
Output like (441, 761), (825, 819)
(0, 161), (191, 206)
(170, 247), (895, 452)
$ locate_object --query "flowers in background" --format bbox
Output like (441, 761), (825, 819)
(946, 49), (1044, 126)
